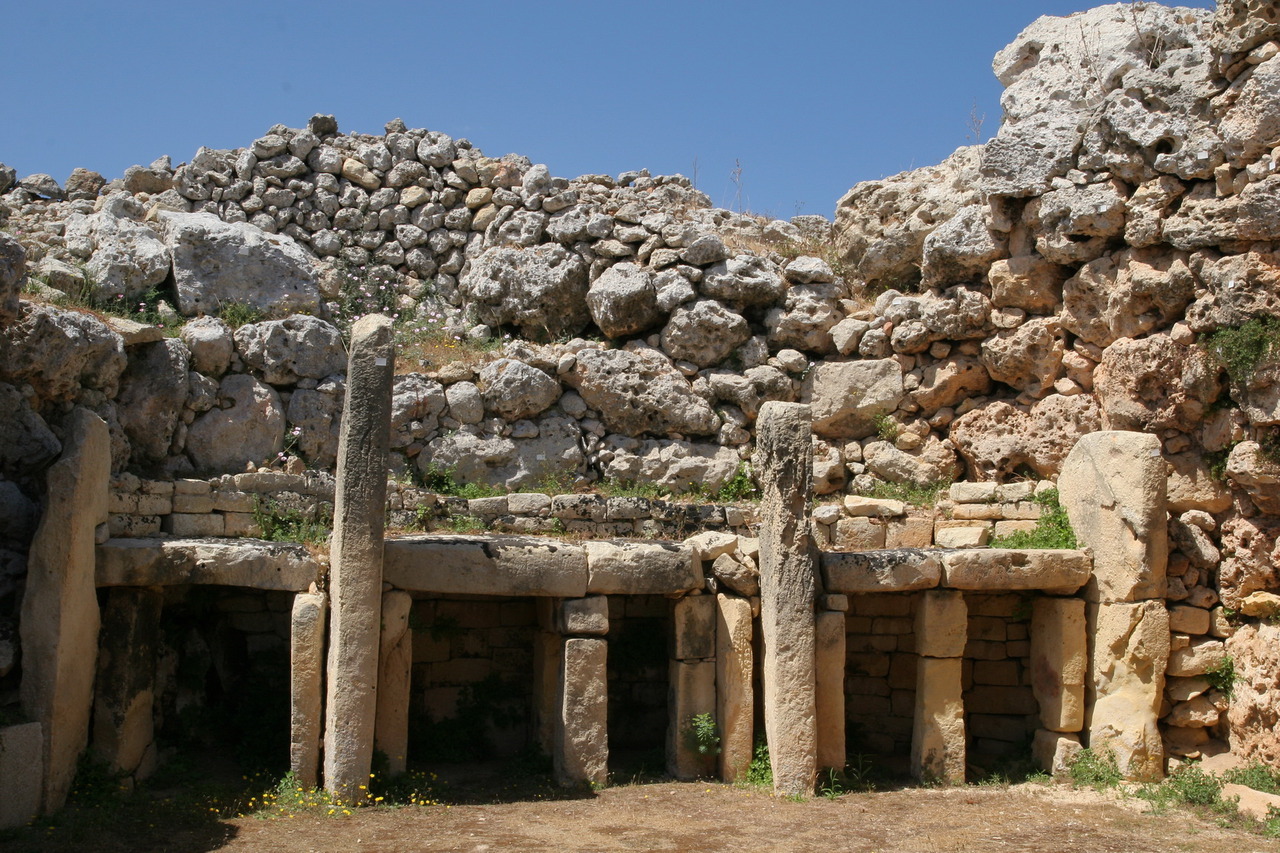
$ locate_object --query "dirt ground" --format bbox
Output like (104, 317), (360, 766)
(9, 777), (1277, 853)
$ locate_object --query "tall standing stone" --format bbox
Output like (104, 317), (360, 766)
(290, 591), (326, 789)
(815, 610), (846, 771)
(756, 401), (818, 796)
(19, 408), (109, 813)
(555, 637), (608, 786)
(912, 589), (967, 783)
(92, 586), (163, 783)
(376, 590), (413, 775)
(716, 594), (754, 782)
(323, 314), (394, 801)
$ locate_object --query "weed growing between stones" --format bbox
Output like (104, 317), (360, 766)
(989, 488), (1077, 549)
(1205, 316), (1280, 387)
(448, 515), (485, 534)
(866, 479), (950, 508)
(1068, 747), (1121, 790)
(216, 299), (266, 329)
(251, 497), (332, 547)
(1205, 655), (1240, 698)
(1222, 761), (1280, 795)
(1137, 764), (1235, 819)
(687, 712), (722, 756)
(418, 463), (505, 499)
(743, 737), (773, 787)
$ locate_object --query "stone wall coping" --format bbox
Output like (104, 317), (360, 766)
(95, 537), (320, 591)
(821, 547), (1091, 594)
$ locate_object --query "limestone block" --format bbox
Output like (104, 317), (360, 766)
(325, 314), (394, 803)
(1059, 431), (1167, 602)
(667, 659), (717, 781)
(556, 637), (608, 787)
(560, 596), (608, 636)
(290, 592), (326, 789)
(0, 723), (43, 829)
(172, 493), (214, 514)
(376, 591), (412, 775)
(162, 512), (225, 537)
(96, 538), (320, 591)
(685, 530), (738, 562)
(916, 590), (967, 658)
(843, 495), (907, 517)
(820, 549), (941, 593)
(886, 515), (936, 548)
(1030, 597), (1086, 732)
(584, 540), (699, 594)
(533, 631), (561, 756)
(933, 526), (990, 548)
(1032, 729), (1082, 778)
(20, 408), (109, 813)
(940, 549), (1091, 591)
(1087, 600), (1169, 781)
(92, 587), (162, 780)
(833, 516), (886, 550)
(1168, 605), (1211, 636)
(1166, 637), (1227, 677)
(717, 595), (754, 783)
(223, 512), (260, 537)
(815, 611), (847, 771)
(672, 594), (716, 659)
(384, 534), (587, 596)
(912, 657), (965, 784)
(756, 402), (818, 796)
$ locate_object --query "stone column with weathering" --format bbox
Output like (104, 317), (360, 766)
(533, 598), (561, 756)
(291, 591), (326, 789)
(668, 593), (716, 780)
(554, 596), (609, 786)
(716, 593), (754, 782)
(756, 401), (818, 796)
(323, 314), (394, 801)
(1030, 597), (1086, 776)
(376, 590), (413, 775)
(19, 407), (110, 813)
(92, 586), (163, 785)
(912, 589), (967, 784)
(815, 604), (847, 772)
(1059, 430), (1169, 781)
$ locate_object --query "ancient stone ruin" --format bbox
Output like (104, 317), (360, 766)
(4, 0), (1280, 828)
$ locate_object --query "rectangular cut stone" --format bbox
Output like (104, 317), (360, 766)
(135, 494), (172, 516)
(172, 494), (215, 514)
(815, 611), (846, 771)
(933, 526), (990, 548)
(1033, 729), (1082, 778)
(163, 512), (225, 537)
(0, 723), (43, 829)
(1059, 431), (1168, 602)
(950, 504), (1004, 520)
(533, 632), (561, 755)
(886, 516), (935, 548)
(667, 659), (716, 781)
(585, 540), (699, 594)
(843, 496), (906, 517)
(290, 592), (326, 789)
(556, 638), (608, 786)
(212, 490), (256, 512)
(507, 492), (551, 514)
(717, 595), (754, 783)
(92, 587), (162, 782)
(97, 538), (320, 591)
(950, 482), (997, 503)
(467, 496), (508, 516)
(1087, 600), (1169, 781)
(940, 549), (1090, 591)
(833, 516), (886, 550)
(1031, 597), (1086, 732)
(550, 494), (607, 521)
(912, 656), (965, 784)
(174, 478), (212, 495)
(1167, 637), (1227, 677)
(672, 594), (716, 659)
(1168, 605), (1211, 636)
(384, 534), (587, 596)
(915, 590), (967, 658)
(560, 596), (608, 636)
(109, 514), (161, 538)
(223, 512), (260, 537)
(821, 549), (941, 593)
(376, 591), (412, 775)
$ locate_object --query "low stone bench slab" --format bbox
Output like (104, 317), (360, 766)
(820, 549), (942, 593)
(940, 549), (1090, 591)
(96, 538), (320, 591)
(585, 540), (700, 594)
(384, 534), (587, 596)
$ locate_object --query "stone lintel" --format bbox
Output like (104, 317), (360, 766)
(820, 549), (941, 593)
(383, 534), (587, 596)
(96, 538), (320, 591)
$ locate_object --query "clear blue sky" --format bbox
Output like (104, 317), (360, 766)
(2, 1), (1214, 221)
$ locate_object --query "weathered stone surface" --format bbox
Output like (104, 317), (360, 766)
(116, 338), (190, 465)
(385, 535), (588, 596)
(1218, 515), (1280, 611)
(821, 549), (941, 593)
(861, 436), (962, 488)
(1030, 597), (1086, 733)
(1226, 622), (1280, 766)
(96, 538), (319, 590)
(699, 595), (750, 792)
(235, 316), (347, 386)
(920, 203), (1007, 287)
(661, 299), (751, 368)
(932, 526), (989, 548)
(1093, 335), (1218, 432)
(159, 211), (321, 316)
(1165, 451), (1232, 514)
(1087, 600), (1169, 781)
(916, 590), (967, 658)
(1211, 0), (1280, 56)
(20, 409), (109, 813)
(186, 374), (285, 474)
(667, 659), (716, 781)
(1033, 729), (1082, 778)
(949, 395), (1101, 481)
(599, 437), (739, 494)
(376, 590), (412, 775)
(0, 231), (24, 327)
(0, 722), (43, 829)
(557, 638), (608, 786)
(478, 358), (560, 420)
(586, 262), (661, 338)
(1166, 637), (1227, 678)
(1225, 441), (1280, 515)
(585, 540), (698, 595)
(289, 383), (344, 468)
(92, 587), (162, 781)
(988, 256), (1066, 314)
(700, 254), (786, 307)
(913, 356), (992, 415)
(560, 596), (608, 636)
(672, 594), (715, 660)
(711, 553), (759, 597)
(0, 303), (126, 406)
(180, 316), (234, 377)
(815, 610), (846, 771)
(802, 359), (903, 440)
(62, 207), (170, 301)
(981, 318), (1064, 397)
(1024, 180), (1127, 265)
(912, 656), (965, 784)
(564, 347), (718, 437)
(461, 244), (589, 339)
(757, 402), (817, 796)
(418, 418), (583, 492)
(766, 283), (842, 356)
(941, 549), (1091, 592)
(290, 592), (326, 789)
(1061, 250), (1196, 349)
(1059, 431), (1167, 603)
(0, 383), (61, 478)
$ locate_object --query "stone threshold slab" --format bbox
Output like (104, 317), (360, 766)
(821, 547), (1090, 594)
(96, 537), (320, 591)
(384, 534), (588, 596)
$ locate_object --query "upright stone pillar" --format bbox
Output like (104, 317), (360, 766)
(290, 591), (326, 789)
(376, 590), (413, 775)
(20, 407), (109, 813)
(533, 597), (561, 756)
(323, 314), (394, 801)
(756, 402), (817, 796)
(554, 596), (608, 786)
(1060, 430), (1168, 781)
(716, 594), (754, 783)
(912, 589), (967, 784)
(92, 586), (163, 784)
(815, 609), (846, 772)
(668, 593), (717, 780)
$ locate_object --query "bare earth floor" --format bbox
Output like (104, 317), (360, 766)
(209, 783), (1277, 853)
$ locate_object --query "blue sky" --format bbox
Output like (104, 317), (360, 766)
(3, 1), (1214, 221)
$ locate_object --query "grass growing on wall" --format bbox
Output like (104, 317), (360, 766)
(988, 488), (1077, 549)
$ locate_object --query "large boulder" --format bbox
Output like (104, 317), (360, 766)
(861, 436), (962, 487)
(157, 211), (322, 317)
(179, 316), (234, 377)
(920, 203), (1007, 287)
(565, 346), (719, 437)
(1186, 251), (1280, 332)
(0, 231), (24, 326)
(234, 315), (347, 386)
(0, 382), (60, 477)
(460, 244), (588, 340)
(1022, 181), (1127, 265)
(599, 437), (741, 494)
(1061, 248), (1196, 348)
(912, 356), (992, 415)
(1093, 334), (1219, 432)
(765, 283), (842, 355)
(802, 359), (903, 440)
(585, 262), (661, 338)
(186, 374), (285, 473)
(980, 317), (1065, 397)
(660, 299), (751, 368)
(478, 359), (560, 420)
(62, 206), (170, 301)
(1226, 622), (1280, 767)
(287, 382), (344, 469)
(0, 303), (126, 407)
(700, 255), (786, 308)
(949, 394), (1101, 481)
(115, 339), (190, 466)
(418, 417), (584, 490)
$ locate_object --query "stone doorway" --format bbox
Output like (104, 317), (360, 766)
(606, 594), (671, 778)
